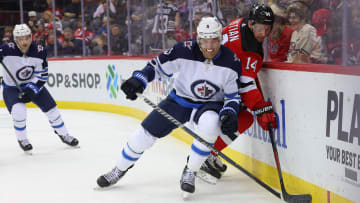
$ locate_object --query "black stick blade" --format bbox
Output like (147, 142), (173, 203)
(285, 193), (312, 203)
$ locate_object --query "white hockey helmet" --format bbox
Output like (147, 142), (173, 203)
(196, 17), (222, 42)
(13, 24), (32, 41)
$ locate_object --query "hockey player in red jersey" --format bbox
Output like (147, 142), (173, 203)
(199, 3), (278, 180)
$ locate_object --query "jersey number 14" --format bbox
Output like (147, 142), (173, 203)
(245, 57), (258, 72)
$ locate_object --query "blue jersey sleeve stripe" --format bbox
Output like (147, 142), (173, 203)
(34, 68), (48, 73)
(224, 92), (241, 100)
(36, 76), (48, 81)
(155, 57), (173, 77)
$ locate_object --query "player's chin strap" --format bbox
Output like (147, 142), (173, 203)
(135, 92), (284, 200)
(268, 123), (312, 203)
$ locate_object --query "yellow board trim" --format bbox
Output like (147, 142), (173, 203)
(0, 100), (353, 203)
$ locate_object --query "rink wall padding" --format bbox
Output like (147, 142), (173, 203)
(0, 57), (358, 203)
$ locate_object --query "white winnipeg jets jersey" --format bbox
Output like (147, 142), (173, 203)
(148, 40), (242, 103)
(0, 42), (48, 88)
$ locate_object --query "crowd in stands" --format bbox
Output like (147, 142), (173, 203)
(0, 0), (359, 65)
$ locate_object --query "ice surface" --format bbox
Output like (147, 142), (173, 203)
(0, 108), (282, 203)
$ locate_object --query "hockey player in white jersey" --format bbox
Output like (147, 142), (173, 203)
(0, 24), (79, 154)
(96, 17), (242, 197)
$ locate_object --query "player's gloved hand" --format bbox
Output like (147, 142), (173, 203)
(254, 101), (277, 130)
(121, 71), (147, 100)
(219, 109), (238, 135)
(22, 82), (40, 100)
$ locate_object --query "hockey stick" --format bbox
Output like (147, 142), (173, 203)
(136, 93), (282, 199)
(268, 124), (312, 203)
(0, 61), (25, 98)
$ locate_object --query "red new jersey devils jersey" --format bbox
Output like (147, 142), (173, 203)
(222, 17), (265, 110)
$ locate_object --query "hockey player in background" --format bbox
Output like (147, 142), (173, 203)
(97, 17), (242, 196)
(0, 24), (79, 154)
(199, 3), (278, 180)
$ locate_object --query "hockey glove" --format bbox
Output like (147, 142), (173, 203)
(121, 71), (147, 100)
(22, 82), (40, 100)
(254, 101), (277, 130)
(219, 109), (238, 136)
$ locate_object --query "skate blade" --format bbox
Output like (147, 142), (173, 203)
(182, 191), (192, 200)
(24, 150), (33, 155)
(65, 145), (81, 149)
(196, 170), (217, 185)
(93, 186), (109, 191)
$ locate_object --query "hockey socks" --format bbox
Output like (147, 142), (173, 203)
(45, 107), (69, 136)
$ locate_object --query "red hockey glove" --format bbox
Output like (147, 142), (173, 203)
(254, 101), (277, 130)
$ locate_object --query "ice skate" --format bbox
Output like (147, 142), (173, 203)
(55, 131), (79, 147)
(199, 155), (222, 179)
(18, 139), (33, 155)
(180, 165), (196, 199)
(97, 165), (133, 188)
(209, 154), (227, 172)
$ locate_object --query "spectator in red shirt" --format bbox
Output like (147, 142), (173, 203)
(46, 0), (63, 20)
(268, 3), (294, 62)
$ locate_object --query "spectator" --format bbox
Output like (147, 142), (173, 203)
(91, 34), (107, 56)
(223, 7), (238, 25)
(110, 24), (128, 55)
(174, 10), (204, 42)
(348, 6), (360, 64)
(95, 16), (113, 36)
(150, 0), (180, 50)
(60, 27), (82, 55)
(62, 0), (81, 30)
(84, 0), (99, 29)
(236, 0), (250, 17)
(91, 0), (117, 32)
(28, 11), (39, 33)
(286, 2), (323, 63)
(44, 23), (65, 45)
(45, 33), (62, 57)
(46, 0), (63, 20)
(312, 8), (332, 63)
(92, 0), (116, 19)
(325, 14), (343, 64)
(73, 18), (94, 43)
(33, 23), (47, 45)
(268, 3), (294, 62)
(41, 10), (63, 34)
(2, 26), (13, 44)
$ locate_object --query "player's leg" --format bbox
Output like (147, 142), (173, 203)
(181, 109), (221, 194)
(97, 97), (192, 188)
(203, 109), (254, 177)
(3, 87), (32, 152)
(33, 87), (78, 146)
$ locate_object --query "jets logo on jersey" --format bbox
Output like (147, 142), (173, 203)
(16, 66), (35, 81)
(184, 41), (192, 50)
(191, 80), (219, 99)
(37, 45), (44, 52)
(8, 42), (15, 49)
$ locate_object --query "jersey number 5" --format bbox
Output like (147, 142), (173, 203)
(245, 57), (258, 72)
